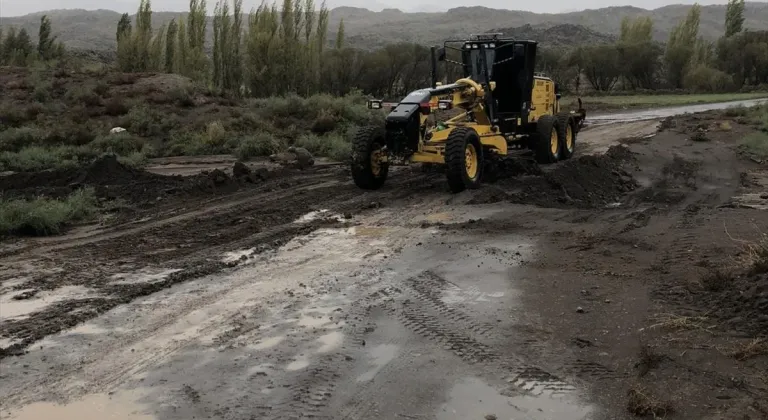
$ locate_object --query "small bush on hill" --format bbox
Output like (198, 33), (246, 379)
(0, 126), (47, 152)
(235, 133), (283, 160)
(294, 133), (351, 162)
(89, 132), (148, 156)
(123, 104), (171, 137)
(0, 188), (98, 236)
(105, 98), (130, 116)
(66, 85), (103, 107)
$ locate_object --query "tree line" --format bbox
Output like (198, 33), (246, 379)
(540, 0), (768, 93)
(0, 15), (65, 66)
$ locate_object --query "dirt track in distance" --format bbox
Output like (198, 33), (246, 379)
(1, 106), (768, 420)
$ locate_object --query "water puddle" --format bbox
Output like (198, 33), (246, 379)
(316, 331), (343, 353)
(357, 344), (399, 382)
(110, 268), (182, 285)
(5, 390), (155, 420)
(437, 377), (592, 420)
(222, 248), (256, 263)
(250, 335), (285, 351)
(0, 286), (98, 320)
(588, 97), (768, 126)
(286, 356), (310, 371)
(294, 209), (346, 224)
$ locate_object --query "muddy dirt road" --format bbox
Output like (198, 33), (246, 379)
(2, 105), (768, 420)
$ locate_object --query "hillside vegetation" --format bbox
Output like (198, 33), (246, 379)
(2, 3), (768, 51)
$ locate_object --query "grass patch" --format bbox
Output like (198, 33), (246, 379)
(570, 92), (768, 112)
(294, 133), (351, 162)
(740, 132), (768, 160)
(0, 188), (99, 236)
(0, 145), (93, 172)
(626, 386), (673, 418)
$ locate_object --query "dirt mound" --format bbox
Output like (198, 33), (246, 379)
(701, 273), (768, 335)
(0, 156), (261, 205)
(471, 145), (638, 209)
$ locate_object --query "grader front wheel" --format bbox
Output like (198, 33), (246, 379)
(351, 127), (389, 190)
(445, 127), (483, 193)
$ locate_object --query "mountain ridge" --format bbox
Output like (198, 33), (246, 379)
(1, 3), (766, 51)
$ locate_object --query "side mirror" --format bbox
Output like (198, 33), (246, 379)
(437, 47), (446, 62)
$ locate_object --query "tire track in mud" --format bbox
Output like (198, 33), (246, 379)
(395, 270), (622, 397)
(262, 284), (403, 420)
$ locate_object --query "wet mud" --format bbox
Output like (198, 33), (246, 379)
(2, 108), (768, 420)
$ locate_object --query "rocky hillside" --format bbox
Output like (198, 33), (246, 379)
(491, 24), (617, 48)
(1, 3), (767, 51)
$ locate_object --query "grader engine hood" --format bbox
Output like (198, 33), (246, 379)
(380, 89), (431, 157)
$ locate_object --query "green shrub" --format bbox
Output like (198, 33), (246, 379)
(165, 131), (227, 156)
(204, 121), (227, 147)
(0, 188), (98, 236)
(0, 127), (47, 152)
(235, 133), (282, 160)
(0, 145), (98, 172)
(89, 132), (147, 156)
(123, 105), (170, 137)
(724, 105), (749, 117)
(311, 110), (337, 134)
(33, 82), (53, 102)
(683, 65), (735, 93)
(66, 86), (103, 107)
(43, 122), (99, 147)
(740, 132), (768, 159)
(169, 86), (196, 107)
(294, 133), (351, 162)
(105, 98), (129, 116)
(0, 105), (33, 128)
(117, 150), (151, 168)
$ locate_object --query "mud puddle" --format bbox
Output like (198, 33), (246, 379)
(5, 390), (153, 420)
(437, 377), (592, 420)
(0, 286), (98, 320)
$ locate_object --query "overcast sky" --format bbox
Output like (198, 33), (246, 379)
(1, 0), (764, 17)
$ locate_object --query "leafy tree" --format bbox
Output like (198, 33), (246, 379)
(579, 45), (621, 91)
(165, 19), (178, 73)
(335, 19), (345, 49)
(38, 15), (58, 60)
(725, 0), (745, 37)
(665, 4), (701, 88)
(117, 13), (132, 43)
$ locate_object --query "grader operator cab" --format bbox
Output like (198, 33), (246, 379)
(351, 33), (587, 193)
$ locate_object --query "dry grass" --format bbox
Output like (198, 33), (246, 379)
(637, 345), (666, 377)
(648, 313), (714, 332)
(699, 268), (736, 292)
(725, 338), (768, 361)
(627, 386), (674, 418)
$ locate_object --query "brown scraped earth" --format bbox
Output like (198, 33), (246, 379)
(2, 105), (768, 420)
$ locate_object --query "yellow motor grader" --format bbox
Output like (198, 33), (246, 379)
(351, 34), (586, 193)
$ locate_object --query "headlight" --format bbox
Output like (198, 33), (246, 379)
(438, 100), (453, 110)
(368, 100), (383, 110)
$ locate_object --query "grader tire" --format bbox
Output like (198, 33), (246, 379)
(557, 113), (576, 160)
(533, 115), (562, 164)
(351, 127), (388, 190)
(445, 127), (483, 193)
